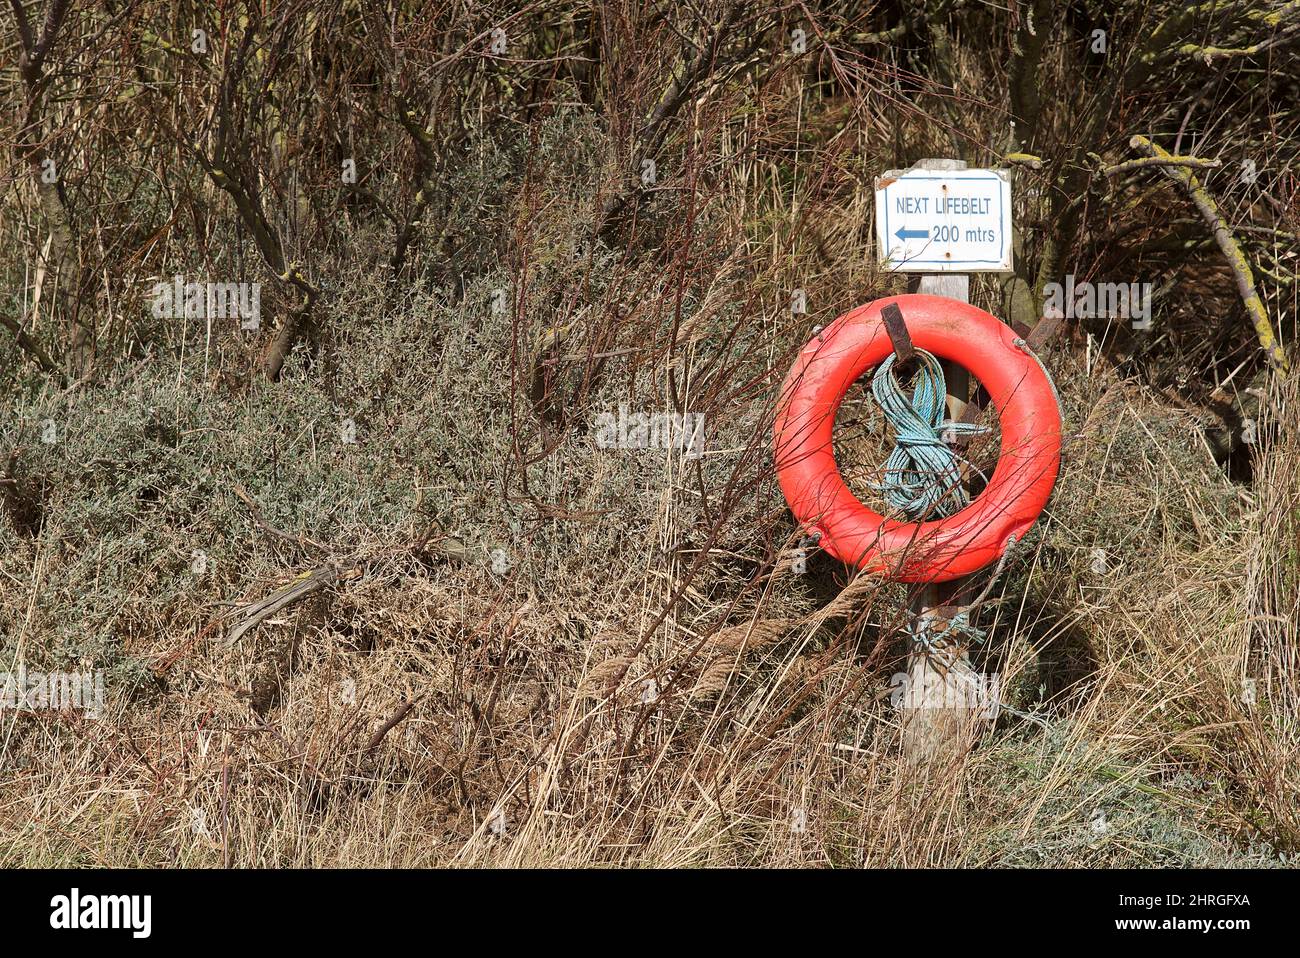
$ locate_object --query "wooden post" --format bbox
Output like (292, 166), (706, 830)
(901, 158), (985, 764)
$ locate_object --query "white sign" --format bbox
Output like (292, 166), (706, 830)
(874, 167), (1012, 272)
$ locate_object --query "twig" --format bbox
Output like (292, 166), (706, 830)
(365, 699), (418, 752)
(1129, 135), (1288, 373)
(223, 563), (357, 647)
(231, 483), (327, 553)
(1101, 155), (1221, 178)
(595, 3), (743, 237)
(0, 310), (58, 373)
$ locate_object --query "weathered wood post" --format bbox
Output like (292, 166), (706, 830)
(873, 157), (1014, 763)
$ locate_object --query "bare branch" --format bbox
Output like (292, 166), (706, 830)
(1130, 135), (1289, 374)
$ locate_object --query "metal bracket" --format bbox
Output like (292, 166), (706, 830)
(880, 302), (915, 365)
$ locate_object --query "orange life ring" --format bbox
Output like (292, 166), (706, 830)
(773, 294), (1061, 582)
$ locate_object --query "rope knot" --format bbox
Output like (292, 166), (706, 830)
(870, 349), (987, 518)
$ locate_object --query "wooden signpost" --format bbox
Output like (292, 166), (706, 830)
(873, 158), (1014, 762)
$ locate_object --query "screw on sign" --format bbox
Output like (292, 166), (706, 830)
(774, 158), (1063, 763)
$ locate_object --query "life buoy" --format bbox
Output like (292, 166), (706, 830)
(773, 294), (1061, 582)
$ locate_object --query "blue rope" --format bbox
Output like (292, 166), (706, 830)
(870, 349), (987, 519)
(912, 608), (987, 654)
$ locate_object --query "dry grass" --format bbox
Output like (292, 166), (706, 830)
(2, 295), (1296, 866)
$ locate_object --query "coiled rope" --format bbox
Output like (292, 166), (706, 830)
(870, 349), (988, 518)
